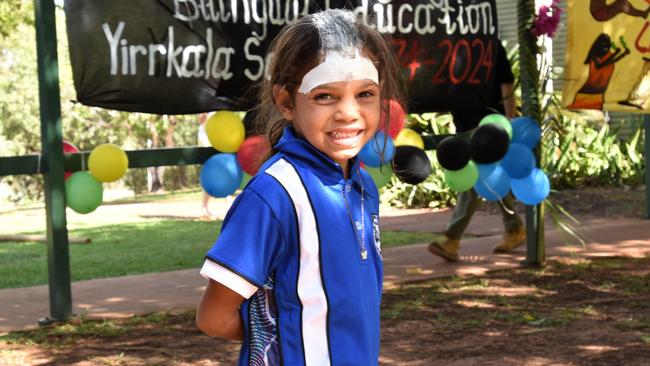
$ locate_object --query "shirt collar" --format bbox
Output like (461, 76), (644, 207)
(275, 126), (372, 195)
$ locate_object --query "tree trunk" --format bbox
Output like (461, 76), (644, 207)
(147, 117), (163, 192)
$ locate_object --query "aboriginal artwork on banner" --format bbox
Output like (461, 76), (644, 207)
(564, 0), (650, 111)
(63, 0), (499, 115)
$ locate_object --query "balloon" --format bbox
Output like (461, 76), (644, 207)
(444, 161), (478, 192)
(474, 164), (510, 201)
(364, 164), (393, 188)
(392, 146), (432, 185)
(88, 143), (128, 182)
(200, 153), (243, 198)
(65, 172), (103, 214)
(236, 135), (271, 175)
(359, 131), (395, 167)
(500, 143), (536, 179)
(62, 141), (78, 180)
(511, 116), (542, 149)
(479, 113), (513, 139)
(205, 111), (245, 152)
(380, 99), (406, 139)
(394, 128), (424, 149)
(511, 168), (550, 205)
(436, 136), (470, 171)
(469, 123), (510, 164)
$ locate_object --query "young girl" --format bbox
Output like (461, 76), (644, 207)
(196, 9), (404, 365)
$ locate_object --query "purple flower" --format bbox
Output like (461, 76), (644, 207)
(532, 0), (562, 38)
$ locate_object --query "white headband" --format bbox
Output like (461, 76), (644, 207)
(298, 49), (379, 94)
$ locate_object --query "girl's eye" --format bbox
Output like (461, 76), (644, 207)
(358, 90), (376, 98)
(313, 93), (335, 101)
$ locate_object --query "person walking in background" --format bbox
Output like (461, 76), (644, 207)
(197, 112), (214, 218)
(428, 41), (526, 262)
(195, 9), (404, 365)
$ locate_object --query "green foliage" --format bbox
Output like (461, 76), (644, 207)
(540, 98), (645, 188)
(0, 9), (204, 202)
(0, 0), (32, 39)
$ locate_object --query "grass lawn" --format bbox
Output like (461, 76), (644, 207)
(0, 216), (439, 289)
(0, 219), (221, 289)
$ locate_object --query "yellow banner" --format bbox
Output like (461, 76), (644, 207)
(563, 0), (650, 111)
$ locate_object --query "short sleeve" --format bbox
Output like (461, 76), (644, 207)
(202, 189), (285, 299)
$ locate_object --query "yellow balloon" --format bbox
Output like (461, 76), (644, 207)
(88, 143), (129, 182)
(394, 128), (424, 149)
(205, 111), (245, 153)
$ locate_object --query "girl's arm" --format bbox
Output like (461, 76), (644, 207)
(196, 279), (245, 340)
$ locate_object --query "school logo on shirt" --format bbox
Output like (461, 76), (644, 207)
(372, 214), (381, 258)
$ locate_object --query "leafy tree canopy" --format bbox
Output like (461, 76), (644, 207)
(0, 0), (33, 39)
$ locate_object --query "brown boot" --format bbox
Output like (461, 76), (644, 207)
(427, 236), (460, 262)
(493, 226), (526, 253)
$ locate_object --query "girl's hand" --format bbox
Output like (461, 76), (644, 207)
(196, 279), (245, 340)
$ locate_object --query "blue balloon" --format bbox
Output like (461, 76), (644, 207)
(359, 131), (395, 167)
(501, 143), (536, 179)
(200, 153), (243, 198)
(474, 164), (510, 201)
(511, 116), (541, 149)
(477, 163), (498, 176)
(511, 168), (550, 205)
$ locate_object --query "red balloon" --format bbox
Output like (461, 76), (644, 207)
(62, 141), (79, 180)
(236, 135), (271, 176)
(380, 99), (406, 139)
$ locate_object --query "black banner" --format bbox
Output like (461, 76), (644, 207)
(63, 0), (499, 114)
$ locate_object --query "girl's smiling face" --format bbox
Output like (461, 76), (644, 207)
(274, 79), (381, 174)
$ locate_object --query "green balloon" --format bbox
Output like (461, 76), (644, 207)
(444, 161), (479, 192)
(239, 173), (252, 190)
(479, 113), (513, 139)
(365, 164), (393, 188)
(65, 172), (103, 214)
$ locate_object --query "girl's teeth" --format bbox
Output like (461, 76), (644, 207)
(330, 131), (357, 139)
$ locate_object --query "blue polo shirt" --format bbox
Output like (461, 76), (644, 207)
(201, 126), (383, 366)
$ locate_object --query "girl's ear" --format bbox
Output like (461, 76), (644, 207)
(272, 85), (294, 121)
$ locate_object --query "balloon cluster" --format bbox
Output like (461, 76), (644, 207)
(361, 101), (433, 187)
(66, 143), (129, 214)
(200, 111), (271, 198)
(437, 115), (550, 205)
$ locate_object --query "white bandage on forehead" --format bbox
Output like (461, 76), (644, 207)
(298, 49), (379, 94)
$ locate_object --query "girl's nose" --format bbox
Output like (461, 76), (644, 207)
(334, 97), (360, 122)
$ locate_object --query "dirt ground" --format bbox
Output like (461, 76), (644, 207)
(1, 186), (648, 365)
(1, 256), (648, 366)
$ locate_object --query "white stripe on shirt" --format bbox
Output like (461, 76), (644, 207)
(266, 159), (330, 366)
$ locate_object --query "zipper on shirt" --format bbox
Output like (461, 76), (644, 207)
(342, 182), (367, 261)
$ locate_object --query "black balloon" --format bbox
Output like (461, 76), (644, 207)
(436, 136), (470, 171)
(392, 146), (433, 185)
(469, 123), (510, 164)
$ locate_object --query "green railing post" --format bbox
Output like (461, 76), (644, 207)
(645, 115), (650, 219)
(34, 0), (72, 323)
(517, 0), (545, 266)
